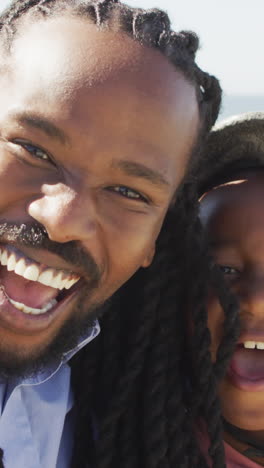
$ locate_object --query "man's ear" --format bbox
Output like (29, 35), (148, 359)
(141, 244), (156, 268)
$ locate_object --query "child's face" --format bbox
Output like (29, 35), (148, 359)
(200, 172), (264, 431)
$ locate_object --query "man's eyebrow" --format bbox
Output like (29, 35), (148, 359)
(11, 112), (68, 145)
(112, 160), (170, 188)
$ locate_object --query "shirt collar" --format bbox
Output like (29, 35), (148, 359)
(11, 319), (100, 388)
(62, 319), (100, 363)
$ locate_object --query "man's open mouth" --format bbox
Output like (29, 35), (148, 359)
(0, 243), (80, 317)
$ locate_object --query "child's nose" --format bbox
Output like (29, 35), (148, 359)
(239, 276), (264, 318)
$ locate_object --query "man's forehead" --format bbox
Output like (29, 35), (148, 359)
(8, 14), (177, 90)
(0, 12), (199, 196)
(0, 18), (197, 130)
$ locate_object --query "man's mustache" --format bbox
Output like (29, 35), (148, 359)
(0, 221), (101, 284)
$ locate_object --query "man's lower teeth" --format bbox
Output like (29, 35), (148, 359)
(0, 285), (58, 315)
(7, 295), (57, 315)
(8, 297), (57, 315)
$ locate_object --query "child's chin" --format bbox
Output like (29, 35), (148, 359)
(219, 377), (264, 431)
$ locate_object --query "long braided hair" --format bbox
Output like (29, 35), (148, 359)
(189, 112), (264, 466)
(0, 2), (236, 468)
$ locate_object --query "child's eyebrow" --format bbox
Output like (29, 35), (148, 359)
(210, 240), (238, 249)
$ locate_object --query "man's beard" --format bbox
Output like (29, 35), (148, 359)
(0, 220), (106, 379)
(0, 291), (106, 379)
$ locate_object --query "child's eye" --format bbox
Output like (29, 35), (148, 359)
(107, 185), (148, 202)
(218, 265), (240, 276)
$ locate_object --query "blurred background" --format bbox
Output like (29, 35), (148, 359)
(1, 0), (263, 122)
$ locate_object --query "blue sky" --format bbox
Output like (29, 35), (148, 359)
(1, 0), (263, 98)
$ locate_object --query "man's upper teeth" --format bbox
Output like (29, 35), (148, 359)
(0, 246), (79, 290)
(244, 341), (264, 350)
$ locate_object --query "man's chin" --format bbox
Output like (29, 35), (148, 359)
(0, 301), (104, 380)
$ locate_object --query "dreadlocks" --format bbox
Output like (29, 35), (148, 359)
(0, 1), (232, 468)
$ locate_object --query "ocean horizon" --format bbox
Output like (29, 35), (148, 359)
(219, 95), (264, 122)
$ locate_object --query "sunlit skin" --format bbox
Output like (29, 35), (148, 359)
(200, 173), (264, 463)
(0, 15), (199, 365)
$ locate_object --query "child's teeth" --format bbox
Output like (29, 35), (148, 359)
(14, 258), (26, 276)
(244, 341), (256, 349)
(23, 264), (40, 281)
(7, 253), (16, 271)
(257, 343), (264, 350)
(243, 341), (264, 350)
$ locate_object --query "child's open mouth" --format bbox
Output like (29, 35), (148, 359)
(228, 341), (264, 391)
(0, 243), (81, 331)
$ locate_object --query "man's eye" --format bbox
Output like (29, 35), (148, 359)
(23, 143), (49, 160)
(13, 140), (52, 163)
(107, 186), (148, 202)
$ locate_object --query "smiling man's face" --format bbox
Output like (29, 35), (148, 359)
(0, 14), (199, 375)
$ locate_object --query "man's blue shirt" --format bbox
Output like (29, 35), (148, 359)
(0, 320), (100, 467)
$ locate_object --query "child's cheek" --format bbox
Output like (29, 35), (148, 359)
(207, 289), (226, 362)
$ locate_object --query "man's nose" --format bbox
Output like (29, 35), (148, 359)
(27, 183), (98, 243)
